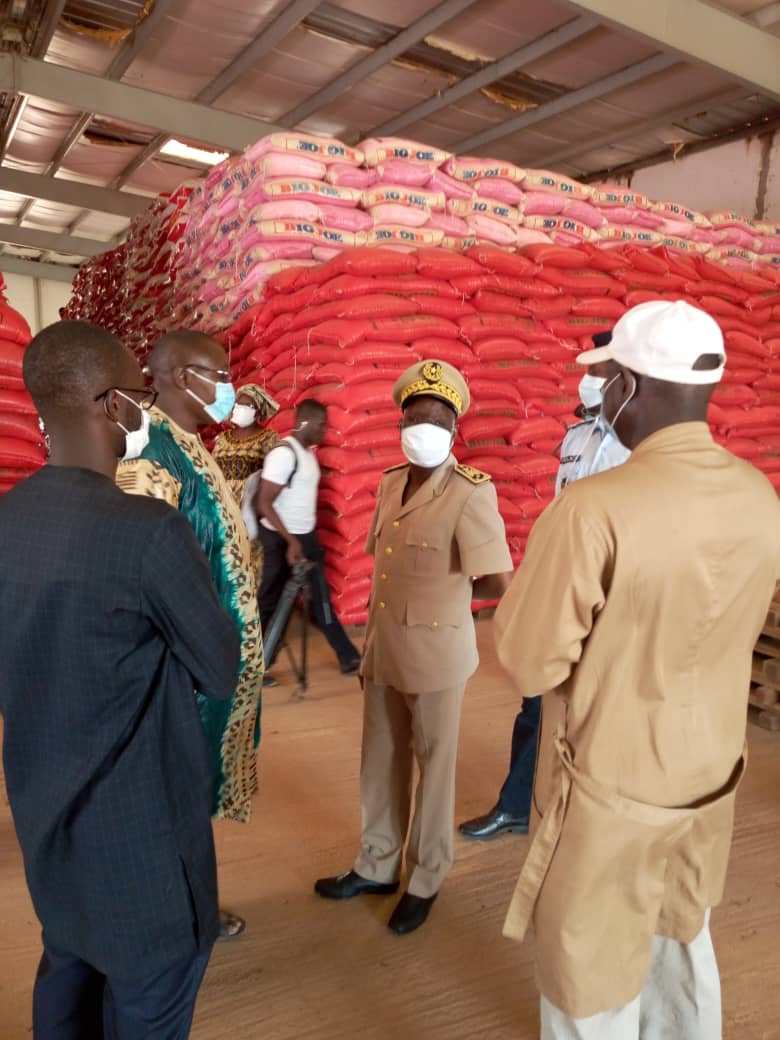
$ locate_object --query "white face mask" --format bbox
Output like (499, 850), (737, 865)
(401, 423), (454, 469)
(114, 392), (151, 461)
(231, 403), (256, 428)
(579, 374), (606, 411)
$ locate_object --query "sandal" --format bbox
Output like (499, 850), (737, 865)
(217, 910), (246, 942)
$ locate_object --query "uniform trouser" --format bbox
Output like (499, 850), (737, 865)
(33, 935), (212, 1039)
(256, 527), (359, 670)
(353, 680), (466, 899)
(540, 911), (721, 1040)
(496, 696), (541, 818)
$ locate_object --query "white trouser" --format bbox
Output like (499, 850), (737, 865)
(541, 911), (721, 1040)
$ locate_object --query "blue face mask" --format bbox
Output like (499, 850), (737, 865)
(186, 369), (236, 423)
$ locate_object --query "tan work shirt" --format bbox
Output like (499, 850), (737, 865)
(361, 454), (512, 694)
(494, 422), (780, 1018)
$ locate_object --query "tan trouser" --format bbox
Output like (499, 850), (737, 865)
(353, 681), (465, 899)
(541, 910), (721, 1039)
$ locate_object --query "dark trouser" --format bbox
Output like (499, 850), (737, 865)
(257, 526), (359, 670)
(33, 937), (212, 1039)
(496, 696), (542, 818)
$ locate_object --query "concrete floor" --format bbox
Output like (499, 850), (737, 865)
(1, 620), (779, 1039)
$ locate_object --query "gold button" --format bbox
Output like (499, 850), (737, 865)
(381, 573), (387, 580)
(385, 547), (393, 555)
(392, 521), (400, 527)
(422, 541), (428, 548)
(379, 601), (386, 609)
(432, 621), (439, 628)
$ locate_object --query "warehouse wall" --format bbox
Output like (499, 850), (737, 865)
(2, 271), (74, 334)
(617, 131), (779, 221)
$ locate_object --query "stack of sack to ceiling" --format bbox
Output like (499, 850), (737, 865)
(63, 185), (193, 361)
(223, 241), (780, 624)
(63, 132), (780, 358)
(0, 287), (43, 495)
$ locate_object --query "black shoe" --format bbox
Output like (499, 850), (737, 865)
(314, 870), (399, 900)
(339, 657), (361, 675)
(263, 673), (279, 688)
(458, 806), (529, 840)
(388, 892), (437, 935)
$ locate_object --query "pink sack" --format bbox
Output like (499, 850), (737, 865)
(258, 178), (363, 208)
(245, 133), (363, 166)
(515, 227), (553, 246)
(362, 184), (445, 211)
(425, 212), (471, 236)
(475, 178), (524, 205)
(366, 226), (444, 247)
(318, 204), (374, 231)
(259, 152), (327, 180)
(467, 214), (516, 246)
(374, 161), (434, 186)
(448, 197), (520, 226)
(247, 200), (321, 223)
(521, 190), (565, 216)
(562, 199), (606, 229)
(360, 137), (451, 166)
(325, 164), (377, 189)
(426, 167), (474, 200)
(445, 156), (526, 183)
(523, 169), (593, 200)
(369, 203), (430, 227)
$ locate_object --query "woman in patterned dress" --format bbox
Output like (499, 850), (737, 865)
(213, 384), (280, 584)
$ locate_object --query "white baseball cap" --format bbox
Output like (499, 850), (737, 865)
(577, 300), (726, 385)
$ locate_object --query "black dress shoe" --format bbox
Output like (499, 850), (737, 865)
(458, 805), (529, 840)
(388, 892), (437, 935)
(339, 658), (361, 676)
(314, 870), (399, 900)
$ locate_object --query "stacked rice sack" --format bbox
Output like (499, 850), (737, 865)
(63, 186), (193, 361)
(0, 290), (44, 495)
(224, 242), (780, 624)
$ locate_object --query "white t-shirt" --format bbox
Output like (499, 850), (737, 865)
(555, 418), (631, 495)
(260, 436), (320, 535)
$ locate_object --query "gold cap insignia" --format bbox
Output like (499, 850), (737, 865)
(423, 361), (443, 383)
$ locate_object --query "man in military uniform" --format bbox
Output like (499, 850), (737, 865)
(315, 359), (514, 935)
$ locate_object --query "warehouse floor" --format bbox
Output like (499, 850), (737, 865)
(1, 620), (779, 1040)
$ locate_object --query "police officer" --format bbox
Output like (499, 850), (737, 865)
(315, 360), (514, 935)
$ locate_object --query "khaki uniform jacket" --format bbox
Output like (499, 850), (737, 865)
(361, 454), (512, 694)
(494, 423), (780, 1018)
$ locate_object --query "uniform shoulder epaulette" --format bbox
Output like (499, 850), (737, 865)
(455, 462), (491, 485)
(383, 461), (408, 473)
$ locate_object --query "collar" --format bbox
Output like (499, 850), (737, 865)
(630, 422), (714, 460)
(389, 453), (456, 520)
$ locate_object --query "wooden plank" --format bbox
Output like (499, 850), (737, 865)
(755, 637), (780, 661)
(750, 684), (780, 707)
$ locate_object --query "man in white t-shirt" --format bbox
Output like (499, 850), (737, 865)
(254, 399), (360, 678)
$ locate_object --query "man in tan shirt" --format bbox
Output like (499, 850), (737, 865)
(315, 359), (514, 935)
(494, 301), (780, 1039)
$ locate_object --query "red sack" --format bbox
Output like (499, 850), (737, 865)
(416, 248), (484, 279)
(570, 297), (626, 318)
(0, 340), (25, 375)
(474, 338), (532, 363)
(0, 388), (36, 414)
(0, 413), (42, 444)
(336, 247), (418, 277)
(685, 280), (749, 304)
(350, 426), (401, 450)
(464, 244), (538, 278)
(471, 291), (532, 318)
(345, 342), (418, 365)
(461, 315), (557, 344)
(286, 294), (421, 332)
(621, 246), (669, 275)
(516, 496), (547, 519)
(526, 395), (578, 418)
(0, 437), (45, 467)
(544, 316), (615, 338)
(451, 274), (560, 299)
(0, 305), (31, 346)
(723, 330), (766, 358)
(0, 373), (26, 392)
(460, 415), (519, 442)
(612, 268), (686, 291)
(536, 268), (625, 297)
(519, 243), (589, 268)
(514, 455), (560, 479)
(455, 456), (518, 480)
(411, 338), (474, 367)
(465, 378), (522, 405)
(695, 296), (746, 320)
(508, 417), (565, 445)
(409, 295), (476, 320)
(520, 296), (577, 319)
(365, 315), (461, 342)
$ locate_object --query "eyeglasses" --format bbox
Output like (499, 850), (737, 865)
(186, 365), (231, 382)
(94, 387), (158, 410)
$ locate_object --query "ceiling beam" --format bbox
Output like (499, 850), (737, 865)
(279, 0), (480, 128)
(0, 53), (283, 152)
(0, 254), (77, 282)
(531, 86), (752, 170)
(452, 52), (678, 153)
(0, 224), (109, 257)
(563, 0), (780, 102)
(197, 0), (323, 104)
(369, 15), (599, 138)
(0, 167), (150, 217)
(30, 0), (68, 59)
(106, 0), (323, 196)
(581, 109), (780, 185)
